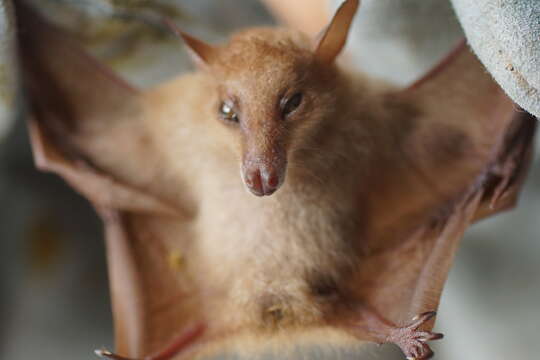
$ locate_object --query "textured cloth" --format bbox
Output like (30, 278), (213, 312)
(0, 0), (18, 141)
(451, 0), (540, 118)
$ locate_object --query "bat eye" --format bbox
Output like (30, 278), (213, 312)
(282, 93), (303, 117)
(220, 102), (239, 123)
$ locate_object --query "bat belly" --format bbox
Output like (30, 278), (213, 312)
(194, 194), (359, 330)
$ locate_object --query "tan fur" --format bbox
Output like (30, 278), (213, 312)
(19, 0), (534, 358)
(131, 26), (404, 331)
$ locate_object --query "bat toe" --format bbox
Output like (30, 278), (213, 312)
(387, 312), (443, 360)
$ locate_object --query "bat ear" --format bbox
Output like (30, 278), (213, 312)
(165, 19), (218, 69)
(314, 0), (360, 64)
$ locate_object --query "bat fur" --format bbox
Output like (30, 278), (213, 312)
(15, 0), (536, 359)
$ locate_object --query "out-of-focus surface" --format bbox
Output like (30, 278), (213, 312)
(330, 0), (463, 86)
(0, 0), (18, 141)
(1, 1), (539, 359)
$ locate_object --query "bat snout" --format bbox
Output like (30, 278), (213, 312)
(242, 161), (286, 197)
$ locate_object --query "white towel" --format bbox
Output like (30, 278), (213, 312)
(451, 0), (540, 118)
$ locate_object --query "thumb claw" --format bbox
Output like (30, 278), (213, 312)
(410, 311), (437, 329)
(95, 349), (110, 358)
(420, 311), (437, 320)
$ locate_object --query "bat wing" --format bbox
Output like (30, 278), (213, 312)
(18, 2), (181, 216)
(96, 210), (207, 359)
(354, 42), (536, 328)
(17, 3), (206, 359)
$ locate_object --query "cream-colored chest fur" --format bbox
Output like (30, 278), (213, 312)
(193, 168), (362, 327)
(140, 73), (374, 328)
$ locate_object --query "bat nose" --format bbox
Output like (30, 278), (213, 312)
(243, 166), (282, 196)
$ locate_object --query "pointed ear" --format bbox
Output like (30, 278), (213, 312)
(164, 18), (217, 69)
(314, 0), (360, 64)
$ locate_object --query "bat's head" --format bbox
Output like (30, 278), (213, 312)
(170, 0), (359, 197)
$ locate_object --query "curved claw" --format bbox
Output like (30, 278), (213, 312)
(405, 341), (433, 360)
(417, 331), (444, 342)
(409, 311), (437, 330)
(418, 346), (434, 360)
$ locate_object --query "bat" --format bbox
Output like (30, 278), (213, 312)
(16, 0), (535, 359)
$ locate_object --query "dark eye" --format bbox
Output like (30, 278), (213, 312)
(282, 93), (303, 117)
(219, 102), (239, 123)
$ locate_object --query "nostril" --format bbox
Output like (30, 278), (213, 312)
(263, 171), (280, 189)
(260, 169), (282, 195)
(244, 169), (264, 195)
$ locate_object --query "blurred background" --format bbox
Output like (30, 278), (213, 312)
(0, 0), (538, 359)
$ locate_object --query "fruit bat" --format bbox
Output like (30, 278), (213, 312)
(15, 0), (536, 359)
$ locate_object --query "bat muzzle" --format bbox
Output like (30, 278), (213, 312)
(242, 156), (287, 197)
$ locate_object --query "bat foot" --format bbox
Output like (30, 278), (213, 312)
(387, 312), (443, 360)
(342, 305), (443, 360)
